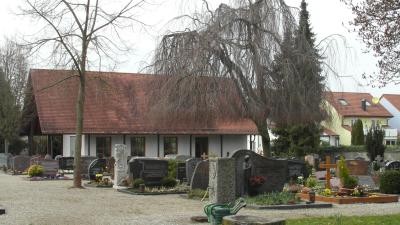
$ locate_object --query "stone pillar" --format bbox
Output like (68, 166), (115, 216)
(113, 144), (128, 189)
(209, 158), (235, 204)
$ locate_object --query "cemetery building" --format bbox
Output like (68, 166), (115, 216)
(20, 69), (258, 158)
(323, 92), (396, 146)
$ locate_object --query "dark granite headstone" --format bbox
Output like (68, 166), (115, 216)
(88, 158), (107, 180)
(59, 157), (74, 171)
(11, 155), (31, 173)
(176, 162), (186, 182)
(186, 158), (201, 183)
(231, 150), (307, 196)
(287, 159), (308, 179)
(190, 160), (209, 190)
(81, 156), (97, 178)
(129, 157), (168, 186)
(37, 159), (59, 177)
(385, 161), (400, 170)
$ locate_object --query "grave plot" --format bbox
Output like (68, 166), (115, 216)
(298, 156), (399, 204)
(117, 155), (189, 195)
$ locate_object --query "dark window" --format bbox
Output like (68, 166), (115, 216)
(131, 137), (145, 156)
(96, 137), (111, 157)
(386, 140), (391, 146)
(164, 137), (177, 156)
(195, 137), (208, 158)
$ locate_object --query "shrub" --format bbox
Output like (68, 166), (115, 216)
(380, 170), (400, 194)
(133, 178), (144, 188)
(27, 165), (44, 177)
(337, 156), (358, 188)
(366, 126), (385, 161)
(167, 160), (178, 179)
(161, 177), (177, 187)
(305, 177), (317, 188)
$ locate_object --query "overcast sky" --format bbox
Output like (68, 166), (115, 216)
(0, 0), (398, 97)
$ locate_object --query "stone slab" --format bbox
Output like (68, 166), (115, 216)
(222, 215), (286, 225)
(356, 175), (379, 190)
(247, 202), (332, 210)
(209, 158), (235, 204)
(190, 160), (209, 190)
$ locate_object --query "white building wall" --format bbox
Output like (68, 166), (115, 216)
(62, 134), (86, 156)
(62, 134), (249, 158)
(381, 97), (400, 132)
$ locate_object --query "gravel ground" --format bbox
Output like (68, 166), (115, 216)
(0, 172), (400, 225)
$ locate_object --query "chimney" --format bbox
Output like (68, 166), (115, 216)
(361, 99), (367, 111)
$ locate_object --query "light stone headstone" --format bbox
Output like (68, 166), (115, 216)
(0, 153), (12, 168)
(186, 158), (201, 184)
(113, 144), (128, 189)
(209, 158), (236, 204)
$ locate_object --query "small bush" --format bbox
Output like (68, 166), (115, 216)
(380, 170), (400, 194)
(28, 165), (44, 177)
(167, 160), (178, 179)
(305, 177), (317, 188)
(161, 177), (177, 187)
(133, 178), (144, 188)
(337, 156), (358, 188)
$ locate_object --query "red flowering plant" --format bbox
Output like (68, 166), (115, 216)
(249, 175), (266, 187)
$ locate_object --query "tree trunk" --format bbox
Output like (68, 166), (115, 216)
(73, 73), (85, 188)
(256, 121), (270, 157)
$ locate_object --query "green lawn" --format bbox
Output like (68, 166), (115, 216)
(287, 214), (400, 225)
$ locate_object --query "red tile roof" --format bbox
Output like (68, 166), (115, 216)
(322, 127), (339, 136)
(326, 92), (392, 118)
(28, 69), (258, 135)
(381, 94), (400, 112)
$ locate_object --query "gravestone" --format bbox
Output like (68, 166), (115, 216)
(0, 153), (12, 168)
(385, 161), (400, 170)
(357, 175), (379, 190)
(176, 162), (186, 182)
(59, 157), (74, 171)
(11, 155), (31, 173)
(37, 159), (59, 177)
(190, 160), (209, 190)
(209, 158), (236, 204)
(88, 158), (107, 180)
(81, 156), (97, 178)
(231, 150), (299, 196)
(315, 171), (326, 180)
(129, 157), (168, 186)
(288, 159), (308, 179)
(30, 156), (43, 166)
(113, 144), (128, 188)
(186, 158), (201, 184)
(346, 160), (369, 175)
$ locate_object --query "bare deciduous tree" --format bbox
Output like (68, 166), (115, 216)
(0, 39), (29, 109)
(21, 0), (148, 188)
(152, 0), (327, 157)
(342, 0), (400, 87)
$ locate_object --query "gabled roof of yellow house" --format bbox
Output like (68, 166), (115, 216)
(326, 92), (392, 118)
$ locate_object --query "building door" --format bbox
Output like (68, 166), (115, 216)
(195, 137), (208, 158)
(96, 136), (112, 158)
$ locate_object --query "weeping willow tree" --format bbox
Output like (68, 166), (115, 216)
(152, 0), (328, 157)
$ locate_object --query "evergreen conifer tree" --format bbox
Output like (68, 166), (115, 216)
(351, 119), (364, 145)
(271, 0), (324, 157)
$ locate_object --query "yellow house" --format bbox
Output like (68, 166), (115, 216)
(323, 92), (394, 146)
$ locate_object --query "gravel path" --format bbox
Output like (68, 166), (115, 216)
(0, 172), (399, 225)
